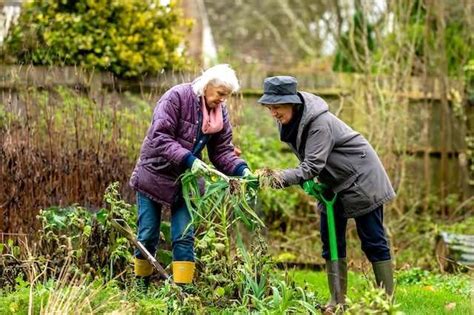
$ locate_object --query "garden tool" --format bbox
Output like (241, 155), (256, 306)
(110, 218), (173, 284)
(303, 179), (345, 306)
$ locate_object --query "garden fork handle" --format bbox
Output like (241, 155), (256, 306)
(310, 184), (344, 304)
(325, 196), (344, 305)
(111, 218), (173, 283)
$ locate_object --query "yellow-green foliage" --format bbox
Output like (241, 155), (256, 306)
(2, 0), (192, 77)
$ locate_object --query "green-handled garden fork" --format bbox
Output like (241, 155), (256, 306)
(303, 179), (344, 305)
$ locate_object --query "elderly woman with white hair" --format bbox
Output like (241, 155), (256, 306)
(129, 64), (251, 289)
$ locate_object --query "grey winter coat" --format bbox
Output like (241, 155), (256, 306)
(280, 92), (396, 217)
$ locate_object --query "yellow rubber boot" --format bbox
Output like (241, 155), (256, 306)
(172, 261), (195, 284)
(134, 257), (153, 277)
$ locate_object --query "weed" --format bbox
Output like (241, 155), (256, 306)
(397, 268), (471, 297)
(345, 284), (402, 314)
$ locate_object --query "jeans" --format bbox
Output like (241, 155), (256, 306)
(319, 203), (391, 262)
(134, 192), (194, 261)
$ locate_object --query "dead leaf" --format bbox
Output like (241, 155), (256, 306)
(445, 302), (456, 311)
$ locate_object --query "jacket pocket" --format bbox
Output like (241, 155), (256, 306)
(338, 179), (372, 212)
(142, 157), (172, 173)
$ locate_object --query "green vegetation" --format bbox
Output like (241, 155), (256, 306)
(0, 0), (473, 312)
(332, 9), (375, 73)
(1, 182), (326, 313)
(2, 253), (470, 313)
(1, 0), (191, 77)
(1, 84), (472, 313)
(291, 269), (472, 315)
(321, 1), (473, 75)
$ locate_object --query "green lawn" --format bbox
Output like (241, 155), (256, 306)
(290, 269), (473, 314)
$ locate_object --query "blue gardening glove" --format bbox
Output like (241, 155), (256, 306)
(191, 159), (211, 175)
(242, 168), (259, 190)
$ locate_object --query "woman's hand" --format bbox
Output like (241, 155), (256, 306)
(242, 168), (259, 190)
(191, 159), (212, 175)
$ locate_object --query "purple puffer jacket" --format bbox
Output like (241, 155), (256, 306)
(129, 83), (246, 206)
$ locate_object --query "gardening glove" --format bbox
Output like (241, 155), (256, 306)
(303, 179), (333, 201)
(191, 159), (211, 175)
(242, 168), (252, 177)
(242, 168), (259, 190)
(303, 180), (319, 198)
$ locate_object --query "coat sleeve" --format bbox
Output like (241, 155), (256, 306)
(280, 122), (335, 186)
(207, 106), (247, 175)
(147, 93), (192, 166)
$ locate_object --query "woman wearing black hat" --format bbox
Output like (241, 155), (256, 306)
(257, 76), (395, 309)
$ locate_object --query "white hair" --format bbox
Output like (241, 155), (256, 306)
(192, 64), (240, 96)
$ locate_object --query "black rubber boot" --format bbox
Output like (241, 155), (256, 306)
(325, 258), (347, 311)
(372, 259), (394, 296)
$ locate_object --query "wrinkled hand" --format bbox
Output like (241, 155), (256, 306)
(242, 168), (259, 190)
(191, 159), (211, 175)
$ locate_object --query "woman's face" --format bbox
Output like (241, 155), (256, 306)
(264, 104), (294, 125)
(204, 84), (231, 109)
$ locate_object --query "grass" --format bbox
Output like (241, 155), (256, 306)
(290, 269), (473, 314)
(2, 269), (470, 314)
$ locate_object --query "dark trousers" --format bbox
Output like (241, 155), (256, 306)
(320, 204), (391, 262)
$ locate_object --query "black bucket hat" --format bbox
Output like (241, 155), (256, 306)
(257, 76), (302, 105)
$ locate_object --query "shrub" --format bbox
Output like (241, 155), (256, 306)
(2, 0), (192, 77)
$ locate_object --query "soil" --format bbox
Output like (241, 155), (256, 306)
(229, 179), (241, 195)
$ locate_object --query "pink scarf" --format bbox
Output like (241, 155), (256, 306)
(201, 96), (223, 134)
